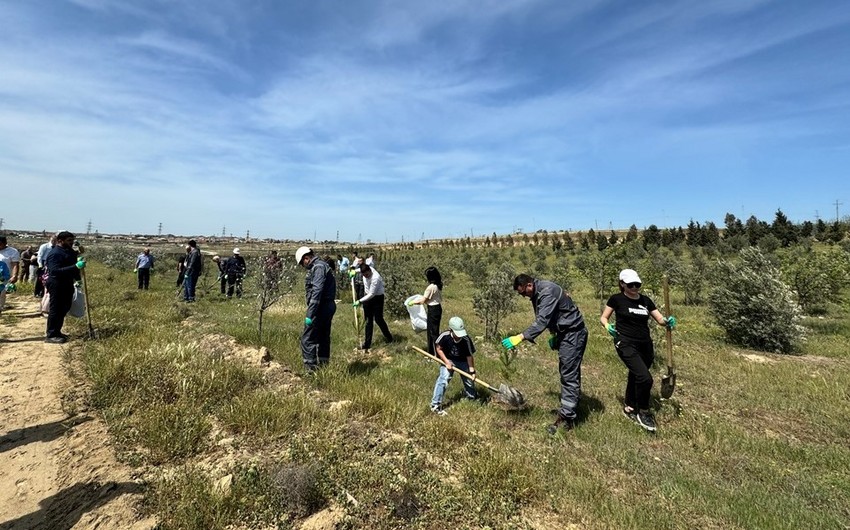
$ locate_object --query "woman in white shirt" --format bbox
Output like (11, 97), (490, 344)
(409, 267), (443, 356)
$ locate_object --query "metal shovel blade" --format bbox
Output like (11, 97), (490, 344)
(493, 383), (526, 408)
(660, 368), (676, 399)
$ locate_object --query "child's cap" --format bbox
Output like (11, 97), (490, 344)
(449, 316), (467, 337)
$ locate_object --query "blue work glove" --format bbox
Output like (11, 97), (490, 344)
(665, 316), (677, 330)
(353, 300), (360, 308)
(305, 317), (313, 326)
(501, 334), (523, 349)
(5, 283), (16, 293)
(606, 323), (618, 339)
(75, 259), (86, 269)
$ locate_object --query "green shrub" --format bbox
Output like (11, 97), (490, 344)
(708, 247), (805, 353)
(781, 246), (850, 314)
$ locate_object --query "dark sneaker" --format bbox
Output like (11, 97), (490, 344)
(547, 415), (575, 435)
(44, 336), (67, 344)
(637, 412), (657, 432)
(622, 407), (638, 423)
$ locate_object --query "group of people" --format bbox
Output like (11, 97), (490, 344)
(0, 232), (87, 344)
(2, 235), (677, 434)
(294, 245), (677, 434)
(212, 248), (247, 298)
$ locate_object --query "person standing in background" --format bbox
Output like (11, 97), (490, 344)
(183, 240), (203, 302)
(19, 246), (34, 282)
(0, 236), (21, 315)
(134, 247), (155, 290)
(35, 235), (56, 298)
(408, 266), (443, 357)
(353, 263), (394, 351)
(223, 248), (247, 298)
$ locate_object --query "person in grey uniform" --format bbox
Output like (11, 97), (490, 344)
(296, 246), (337, 373)
(503, 273), (588, 434)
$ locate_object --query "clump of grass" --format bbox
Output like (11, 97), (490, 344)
(136, 401), (210, 464)
(86, 340), (262, 463)
(220, 390), (323, 439)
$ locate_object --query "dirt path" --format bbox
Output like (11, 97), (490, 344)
(0, 295), (155, 530)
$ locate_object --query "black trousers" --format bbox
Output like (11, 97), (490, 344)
(301, 302), (336, 371)
(46, 280), (73, 338)
(137, 268), (151, 289)
(426, 304), (442, 356)
(615, 339), (655, 411)
(226, 275), (243, 298)
(362, 294), (393, 348)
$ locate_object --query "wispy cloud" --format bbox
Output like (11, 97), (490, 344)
(1, 1), (848, 239)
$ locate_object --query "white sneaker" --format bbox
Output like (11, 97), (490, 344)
(430, 406), (447, 416)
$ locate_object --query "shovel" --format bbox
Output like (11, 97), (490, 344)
(411, 346), (526, 408)
(350, 277), (359, 328)
(80, 267), (96, 339)
(660, 275), (676, 398)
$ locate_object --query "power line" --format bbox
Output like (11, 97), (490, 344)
(834, 199), (843, 223)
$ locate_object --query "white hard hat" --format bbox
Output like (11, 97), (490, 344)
(295, 246), (312, 264)
(233, 248), (240, 254)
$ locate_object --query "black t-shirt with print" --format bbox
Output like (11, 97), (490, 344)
(606, 293), (657, 342)
(435, 331), (476, 363)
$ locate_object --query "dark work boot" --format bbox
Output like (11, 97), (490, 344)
(547, 414), (575, 435)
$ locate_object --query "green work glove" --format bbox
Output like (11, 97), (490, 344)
(548, 335), (556, 349)
(665, 316), (677, 330)
(74, 281), (82, 288)
(133, 268), (138, 273)
(5, 283), (16, 293)
(353, 300), (360, 308)
(606, 323), (618, 339)
(501, 334), (523, 349)
(75, 259), (86, 269)
(406, 299), (415, 307)
(305, 317), (313, 326)
(348, 269), (356, 278)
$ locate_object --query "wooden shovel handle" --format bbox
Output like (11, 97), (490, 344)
(350, 278), (359, 327)
(410, 346), (499, 393)
(81, 267), (95, 339)
(663, 275), (674, 370)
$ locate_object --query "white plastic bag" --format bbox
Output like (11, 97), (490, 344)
(69, 285), (86, 318)
(40, 292), (51, 316)
(404, 295), (427, 332)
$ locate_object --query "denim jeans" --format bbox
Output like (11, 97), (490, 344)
(183, 271), (199, 301)
(430, 361), (477, 408)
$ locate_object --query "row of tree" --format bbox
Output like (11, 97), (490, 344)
(409, 210), (849, 251)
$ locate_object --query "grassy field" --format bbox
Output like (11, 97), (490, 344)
(64, 248), (850, 529)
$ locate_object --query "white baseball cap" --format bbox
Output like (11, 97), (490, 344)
(295, 246), (312, 264)
(448, 316), (468, 337)
(233, 248), (240, 255)
(619, 269), (642, 284)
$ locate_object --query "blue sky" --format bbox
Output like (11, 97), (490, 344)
(1, 0), (849, 242)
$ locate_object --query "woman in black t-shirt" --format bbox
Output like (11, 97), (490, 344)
(600, 269), (676, 432)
